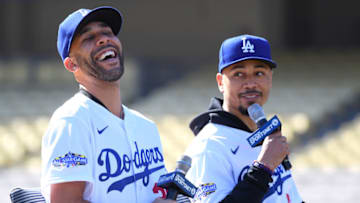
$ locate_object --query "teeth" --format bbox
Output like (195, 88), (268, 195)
(245, 95), (257, 98)
(99, 50), (115, 61)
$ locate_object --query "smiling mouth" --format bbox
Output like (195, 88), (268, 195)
(239, 91), (262, 100)
(92, 44), (120, 63)
(97, 50), (117, 62)
(243, 94), (258, 99)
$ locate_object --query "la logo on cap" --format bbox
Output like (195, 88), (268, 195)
(78, 9), (89, 17)
(241, 38), (255, 53)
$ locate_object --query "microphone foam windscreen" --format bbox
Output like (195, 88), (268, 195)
(247, 103), (266, 123)
(176, 155), (192, 174)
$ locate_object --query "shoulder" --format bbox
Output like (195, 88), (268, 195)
(185, 122), (251, 157)
(46, 93), (96, 132)
(51, 93), (91, 120)
(123, 105), (156, 126)
(185, 123), (227, 156)
(194, 122), (249, 144)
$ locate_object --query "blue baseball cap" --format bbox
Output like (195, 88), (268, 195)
(218, 34), (277, 73)
(57, 6), (123, 61)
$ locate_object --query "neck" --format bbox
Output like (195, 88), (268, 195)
(80, 79), (124, 119)
(237, 113), (258, 131)
(222, 103), (258, 131)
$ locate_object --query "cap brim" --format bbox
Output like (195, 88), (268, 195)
(74, 6), (123, 39)
(221, 56), (277, 72)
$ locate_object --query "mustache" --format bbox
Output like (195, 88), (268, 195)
(238, 90), (262, 97)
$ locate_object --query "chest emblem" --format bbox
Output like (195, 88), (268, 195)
(97, 142), (165, 193)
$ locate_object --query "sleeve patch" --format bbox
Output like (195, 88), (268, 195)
(194, 183), (217, 200)
(52, 151), (88, 168)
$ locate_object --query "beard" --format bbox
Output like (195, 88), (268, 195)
(78, 45), (125, 82)
(238, 105), (250, 116)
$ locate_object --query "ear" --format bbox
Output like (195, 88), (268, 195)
(216, 73), (224, 93)
(64, 57), (78, 72)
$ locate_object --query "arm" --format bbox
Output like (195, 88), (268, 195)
(219, 164), (272, 203)
(51, 181), (90, 203)
(42, 117), (94, 202)
(220, 131), (289, 203)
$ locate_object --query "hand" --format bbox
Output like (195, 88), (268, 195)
(256, 131), (289, 171)
(152, 197), (177, 203)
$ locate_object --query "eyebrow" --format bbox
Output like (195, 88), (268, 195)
(230, 63), (268, 71)
(230, 64), (245, 70)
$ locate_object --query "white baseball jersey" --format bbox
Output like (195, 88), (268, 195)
(185, 123), (302, 203)
(41, 92), (168, 202)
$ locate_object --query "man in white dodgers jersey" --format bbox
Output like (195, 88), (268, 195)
(41, 6), (175, 203)
(184, 35), (304, 202)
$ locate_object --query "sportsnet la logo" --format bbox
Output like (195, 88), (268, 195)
(247, 116), (281, 147)
(241, 38), (255, 53)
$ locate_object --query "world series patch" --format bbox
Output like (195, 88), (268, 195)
(194, 183), (217, 200)
(52, 152), (88, 168)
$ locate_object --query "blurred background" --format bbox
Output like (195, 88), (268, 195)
(1, 0), (360, 202)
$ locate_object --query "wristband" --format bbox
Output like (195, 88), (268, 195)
(253, 160), (274, 175)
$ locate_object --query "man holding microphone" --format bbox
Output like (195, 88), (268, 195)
(184, 34), (303, 202)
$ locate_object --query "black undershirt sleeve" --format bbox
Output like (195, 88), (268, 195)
(219, 165), (273, 203)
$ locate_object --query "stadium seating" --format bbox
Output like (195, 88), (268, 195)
(0, 51), (359, 170)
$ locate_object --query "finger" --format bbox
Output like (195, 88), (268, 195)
(268, 131), (281, 138)
(280, 136), (287, 143)
(287, 144), (290, 154)
(283, 143), (290, 154)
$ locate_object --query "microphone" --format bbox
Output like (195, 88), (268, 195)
(247, 103), (292, 170)
(157, 155), (197, 200)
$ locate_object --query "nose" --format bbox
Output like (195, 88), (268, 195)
(96, 35), (111, 46)
(242, 77), (258, 89)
